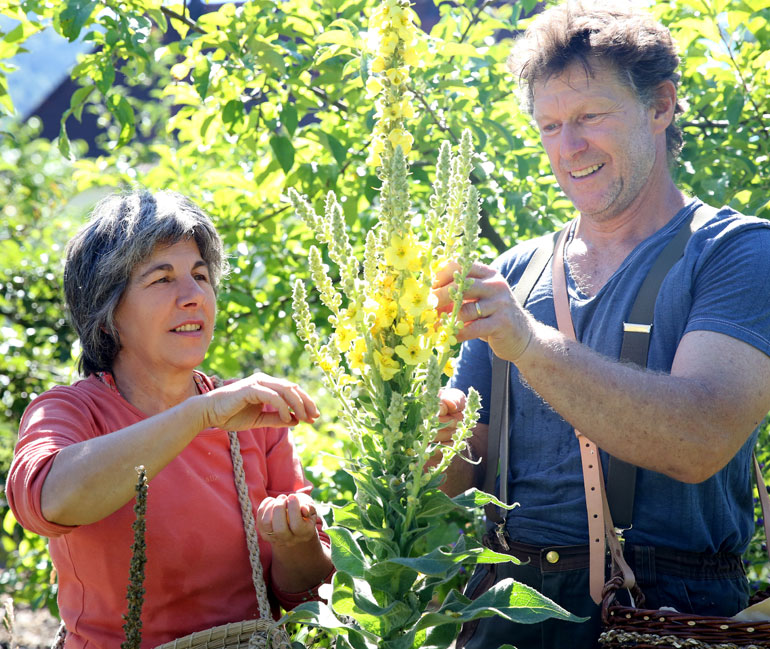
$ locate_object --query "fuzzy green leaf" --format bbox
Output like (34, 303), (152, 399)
(328, 527), (367, 578)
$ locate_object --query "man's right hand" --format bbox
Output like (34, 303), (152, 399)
(432, 261), (536, 364)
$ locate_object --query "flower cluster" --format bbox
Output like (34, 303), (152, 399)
(365, 0), (420, 168)
(292, 128), (481, 538)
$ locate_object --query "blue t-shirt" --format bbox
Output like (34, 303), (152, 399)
(450, 199), (770, 553)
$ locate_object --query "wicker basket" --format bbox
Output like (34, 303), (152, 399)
(599, 574), (770, 649)
(153, 619), (291, 649)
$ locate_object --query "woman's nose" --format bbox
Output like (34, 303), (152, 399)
(177, 275), (206, 307)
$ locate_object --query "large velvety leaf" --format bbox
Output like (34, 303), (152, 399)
(279, 600), (376, 647)
(328, 526), (367, 578)
(383, 535), (517, 576)
(415, 579), (586, 632)
(451, 487), (518, 511)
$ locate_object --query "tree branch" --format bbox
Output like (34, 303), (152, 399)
(161, 6), (204, 35)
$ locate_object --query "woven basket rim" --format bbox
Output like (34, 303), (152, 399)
(604, 600), (770, 644)
(152, 619), (274, 649)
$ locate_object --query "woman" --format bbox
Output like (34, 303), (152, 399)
(6, 189), (334, 648)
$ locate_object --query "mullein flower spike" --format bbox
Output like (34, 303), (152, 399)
(291, 0), (481, 562)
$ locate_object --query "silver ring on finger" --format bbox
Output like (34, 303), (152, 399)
(474, 301), (483, 319)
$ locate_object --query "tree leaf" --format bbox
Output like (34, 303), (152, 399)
(281, 103), (298, 136)
(270, 134), (295, 173)
(59, 0), (98, 42)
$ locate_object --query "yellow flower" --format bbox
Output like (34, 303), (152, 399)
(367, 136), (386, 167)
(371, 56), (387, 74)
(406, 244), (426, 273)
(384, 233), (418, 270)
(434, 325), (457, 352)
(367, 150), (383, 167)
(421, 308), (438, 327)
(388, 128), (413, 155)
(443, 357), (455, 378)
(402, 46), (419, 68)
(380, 32), (399, 56)
(319, 355), (337, 373)
(394, 318), (412, 337)
(366, 76), (384, 98)
(374, 348), (401, 381)
(334, 323), (356, 353)
(395, 334), (431, 365)
(386, 67), (409, 86)
(347, 337), (368, 374)
(399, 276), (436, 317)
(386, 3), (404, 22)
(365, 295), (398, 334)
(400, 98), (416, 119)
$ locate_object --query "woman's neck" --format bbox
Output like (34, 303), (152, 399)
(110, 357), (199, 415)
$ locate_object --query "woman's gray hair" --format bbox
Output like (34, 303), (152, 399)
(63, 189), (228, 376)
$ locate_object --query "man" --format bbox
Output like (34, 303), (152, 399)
(432, 1), (770, 648)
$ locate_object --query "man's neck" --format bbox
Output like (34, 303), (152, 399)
(575, 173), (686, 250)
(566, 178), (687, 297)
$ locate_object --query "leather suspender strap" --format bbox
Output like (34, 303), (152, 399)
(607, 204), (718, 528)
(485, 231), (561, 526)
(552, 226), (622, 604)
(754, 455), (770, 548)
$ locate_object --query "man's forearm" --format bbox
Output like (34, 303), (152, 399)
(515, 325), (770, 483)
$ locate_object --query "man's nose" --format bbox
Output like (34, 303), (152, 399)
(559, 123), (588, 159)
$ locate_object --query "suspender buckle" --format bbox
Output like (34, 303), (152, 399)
(622, 322), (652, 334)
(494, 522), (509, 552)
(614, 526), (631, 545)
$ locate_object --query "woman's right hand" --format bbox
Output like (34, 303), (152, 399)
(200, 373), (319, 431)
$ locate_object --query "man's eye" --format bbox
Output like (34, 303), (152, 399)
(152, 277), (170, 284)
(541, 123), (559, 133)
(583, 113), (600, 120)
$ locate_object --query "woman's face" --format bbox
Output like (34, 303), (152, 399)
(112, 239), (216, 376)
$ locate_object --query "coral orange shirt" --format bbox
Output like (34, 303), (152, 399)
(6, 373), (329, 649)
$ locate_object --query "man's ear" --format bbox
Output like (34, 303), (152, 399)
(650, 80), (677, 135)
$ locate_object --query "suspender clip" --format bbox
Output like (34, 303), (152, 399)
(623, 322), (652, 334)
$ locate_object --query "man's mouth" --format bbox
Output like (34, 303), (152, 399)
(172, 324), (202, 332)
(570, 163), (604, 178)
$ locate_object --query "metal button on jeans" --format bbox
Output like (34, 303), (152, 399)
(546, 550), (560, 564)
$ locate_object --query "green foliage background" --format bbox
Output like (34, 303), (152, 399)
(0, 0), (768, 624)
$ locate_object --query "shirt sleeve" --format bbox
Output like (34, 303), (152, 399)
(6, 390), (86, 538)
(685, 221), (770, 357)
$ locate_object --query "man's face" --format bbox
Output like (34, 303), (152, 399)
(532, 61), (662, 222)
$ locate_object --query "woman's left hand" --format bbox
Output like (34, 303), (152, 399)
(257, 493), (319, 547)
